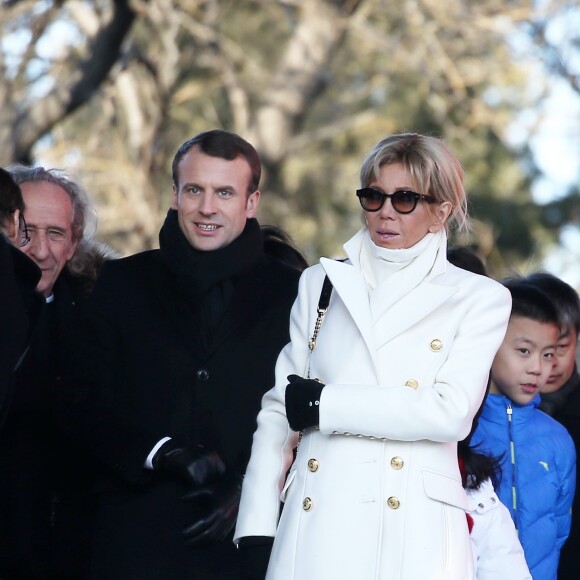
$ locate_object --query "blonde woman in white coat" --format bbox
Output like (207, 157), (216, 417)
(235, 133), (512, 580)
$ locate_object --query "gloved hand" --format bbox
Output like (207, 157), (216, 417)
(182, 471), (243, 545)
(152, 439), (226, 487)
(237, 536), (275, 580)
(285, 374), (325, 432)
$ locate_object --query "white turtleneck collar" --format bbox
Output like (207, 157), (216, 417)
(339, 227), (448, 326)
(358, 229), (441, 291)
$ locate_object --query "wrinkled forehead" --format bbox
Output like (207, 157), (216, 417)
(20, 180), (74, 229)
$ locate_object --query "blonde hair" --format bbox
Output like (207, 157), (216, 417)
(360, 133), (469, 233)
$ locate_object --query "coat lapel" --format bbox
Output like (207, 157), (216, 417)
(320, 254), (459, 352)
(320, 257), (376, 356)
(369, 237), (459, 348)
(372, 282), (458, 349)
(144, 253), (200, 355)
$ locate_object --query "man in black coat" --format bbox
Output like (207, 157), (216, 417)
(63, 130), (304, 579)
(0, 167), (105, 579)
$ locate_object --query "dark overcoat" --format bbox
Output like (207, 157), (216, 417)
(0, 235), (43, 425)
(0, 270), (96, 580)
(64, 248), (301, 579)
(549, 367), (580, 580)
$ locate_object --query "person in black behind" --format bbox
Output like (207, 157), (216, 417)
(529, 272), (580, 580)
(446, 245), (487, 276)
(61, 130), (305, 579)
(0, 167), (43, 426)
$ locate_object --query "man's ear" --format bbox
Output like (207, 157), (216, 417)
(171, 184), (179, 210)
(246, 190), (261, 217)
(429, 201), (452, 233)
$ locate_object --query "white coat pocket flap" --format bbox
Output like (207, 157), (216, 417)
(422, 468), (470, 511)
(280, 469), (297, 503)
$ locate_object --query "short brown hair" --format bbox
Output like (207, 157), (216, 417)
(172, 130), (261, 194)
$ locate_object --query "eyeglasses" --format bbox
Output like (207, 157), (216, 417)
(18, 213), (30, 247)
(356, 187), (437, 214)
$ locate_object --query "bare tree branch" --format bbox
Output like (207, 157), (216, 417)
(9, 0), (137, 162)
(250, 0), (364, 164)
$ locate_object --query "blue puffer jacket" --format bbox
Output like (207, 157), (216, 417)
(471, 394), (576, 580)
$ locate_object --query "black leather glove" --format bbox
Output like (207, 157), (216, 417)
(152, 439), (226, 487)
(182, 471), (243, 545)
(238, 536), (275, 580)
(285, 374), (325, 432)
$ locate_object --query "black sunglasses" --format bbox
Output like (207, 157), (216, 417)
(356, 187), (436, 214)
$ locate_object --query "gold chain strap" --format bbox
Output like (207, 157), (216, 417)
(297, 276), (333, 452)
(307, 305), (328, 354)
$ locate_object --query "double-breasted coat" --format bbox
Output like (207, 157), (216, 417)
(235, 229), (512, 580)
(62, 246), (301, 579)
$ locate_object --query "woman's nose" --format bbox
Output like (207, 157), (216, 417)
(378, 196), (397, 218)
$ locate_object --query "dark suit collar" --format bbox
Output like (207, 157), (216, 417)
(144, 252), (194, 349)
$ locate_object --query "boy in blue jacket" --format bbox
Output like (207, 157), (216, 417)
(471, 277), (576, 580)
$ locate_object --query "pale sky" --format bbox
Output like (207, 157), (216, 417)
(528, 81), (580, 290)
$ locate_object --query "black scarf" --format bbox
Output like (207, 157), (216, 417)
(159, 209), (263, 298)
(158, 210), (263, 349)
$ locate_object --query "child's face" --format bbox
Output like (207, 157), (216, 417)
(542, 327), (578, 394)
(490, 315), (559, 405)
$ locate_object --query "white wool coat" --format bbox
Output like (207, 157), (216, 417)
(235, 231), (512, 580)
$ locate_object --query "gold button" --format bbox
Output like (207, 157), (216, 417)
(303, 497), (313, 511)
(430, 339), (443, 352)
(308, 459), (319, 472)
(391, 456), (404, 470)
(404, 379), (418, 389)
(387, 496), (400, 510)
